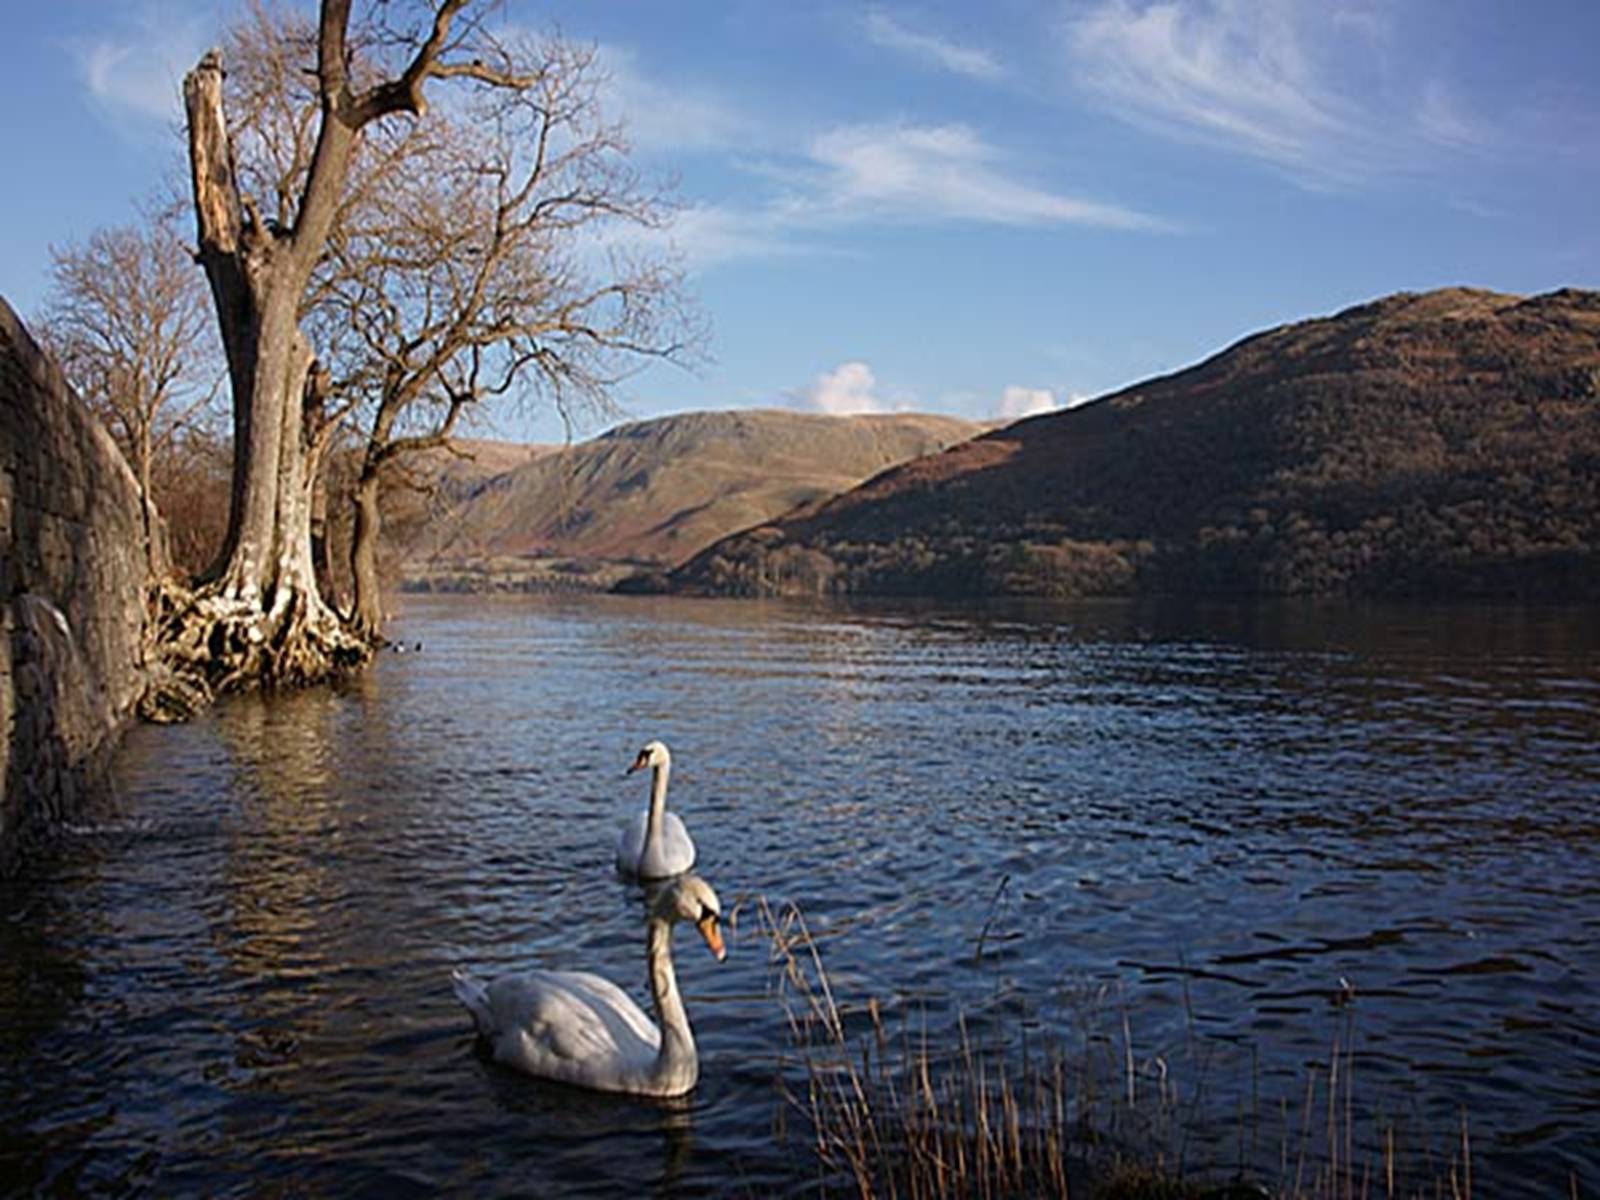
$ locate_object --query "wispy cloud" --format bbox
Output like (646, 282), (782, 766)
(807, 121), (1166, 230)
(863, 8), (1003, 81)
(68, 7), (211, 128)
(657, 203), (818, 267)
(1058, 0), (1562, 189)
(1414, 81), (1493, 152)
(1063, 0), (1378, 183)
(644, 119), (1170, 267)
(599, 45), (757, 154)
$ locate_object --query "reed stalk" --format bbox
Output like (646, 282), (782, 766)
(756, 896), (1484, 1200)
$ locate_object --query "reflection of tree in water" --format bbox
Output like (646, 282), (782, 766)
(207, 672), (405, 1109)
(209, 688), (349, 1086)
(201, 669), (512, 1175)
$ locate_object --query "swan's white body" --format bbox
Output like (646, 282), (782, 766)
(452, 875), (725, 1098)
(616, 741), (697, 879)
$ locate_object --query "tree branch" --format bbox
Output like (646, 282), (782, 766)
(347, 0), (539, 127)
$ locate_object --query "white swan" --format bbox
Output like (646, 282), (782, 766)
(616, 740), (697, 880)
(450, 875), (726, 1097)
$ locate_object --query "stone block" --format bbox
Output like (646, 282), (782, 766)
(1, 297), (150, 876)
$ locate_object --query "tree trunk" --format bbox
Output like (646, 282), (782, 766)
(310, 473), (332, 606)
(349, 465), (385, 639)
(136, 424), (158, 576)
(146, 1), (508, 712)
(146, 49), (369, 702)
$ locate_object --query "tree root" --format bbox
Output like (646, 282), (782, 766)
(140, 576), (374, 720)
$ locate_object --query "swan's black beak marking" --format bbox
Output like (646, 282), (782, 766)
(626, 751), (649, 775)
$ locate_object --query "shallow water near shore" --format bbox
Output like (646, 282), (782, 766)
(3, 593), (1598, 1196)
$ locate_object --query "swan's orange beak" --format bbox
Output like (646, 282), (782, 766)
(697, 915), (726, 962)
(626, 750), (650, 775)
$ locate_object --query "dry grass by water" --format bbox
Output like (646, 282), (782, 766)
(753, 896), (1552, 1200)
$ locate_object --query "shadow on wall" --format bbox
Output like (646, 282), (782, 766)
(1, 297), (152, 877)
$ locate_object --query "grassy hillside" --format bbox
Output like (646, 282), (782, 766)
(400, 409), (980, 590)
(672, 288), (1600, 600)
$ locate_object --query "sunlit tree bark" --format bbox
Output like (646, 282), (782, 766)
(163, 0), (560, 694)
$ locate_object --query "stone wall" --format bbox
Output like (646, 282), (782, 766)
(1, 296), (150, 876)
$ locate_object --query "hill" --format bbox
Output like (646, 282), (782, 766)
(388, 437), (555, 513)
(670, 288), (1600, 600)
(369, 436), (554, 567)
(400, 409), (980, 590)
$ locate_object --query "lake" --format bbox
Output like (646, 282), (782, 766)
(3, 594), (1598, 1197)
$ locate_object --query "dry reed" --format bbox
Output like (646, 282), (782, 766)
(756, 894), (1492, 1200)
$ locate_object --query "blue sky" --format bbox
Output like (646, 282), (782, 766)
(3, 1), (1597, 441)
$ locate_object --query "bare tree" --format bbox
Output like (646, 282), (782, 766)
(151, 426), (234, 579)
(322, 41), (698, 635)
(158, 0), (699, 700)
(167, 0), (636, 693)
(35, 218), (221, 572)
(214, 4), (698, 638)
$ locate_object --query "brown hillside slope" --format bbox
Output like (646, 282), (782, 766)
(367, 437), (554, 557)
(411, 408), (980, 571)
(672, 288), (1600, 599)
(388, 438), (554, 515)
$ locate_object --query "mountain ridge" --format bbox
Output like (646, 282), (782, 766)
(400, 407), (982, 589)
(669, 287), (1600, 599)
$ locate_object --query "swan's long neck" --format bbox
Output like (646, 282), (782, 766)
(644, 760), (671, 851)
(647, 914), (697, 1086)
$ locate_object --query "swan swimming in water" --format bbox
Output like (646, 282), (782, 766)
(616, 740), (697, 879)
(450, 874), (726, 1097)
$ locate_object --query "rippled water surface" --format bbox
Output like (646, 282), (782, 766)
(3, 595), (1598, 1196)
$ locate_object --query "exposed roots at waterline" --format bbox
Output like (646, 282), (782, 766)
(139, 577), (373, 720)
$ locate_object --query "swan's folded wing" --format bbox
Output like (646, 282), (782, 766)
(616, 811), (648, 869)
(488, 969), (659, 1064)
(619, 811), (695, 877)
(661, 813), (696, 866)
(556, 971), (662, 1051)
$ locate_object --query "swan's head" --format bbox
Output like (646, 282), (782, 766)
(627, 739), (672, 775)
(654, 874), (725, 962)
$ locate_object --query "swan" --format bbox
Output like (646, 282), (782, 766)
(450, 874), (726, 1097)
(616, 740), (697, 879)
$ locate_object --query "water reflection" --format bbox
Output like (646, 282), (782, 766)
(2, 594), (1597, 1195)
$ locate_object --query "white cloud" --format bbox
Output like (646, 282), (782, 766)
(1062, 0), (1386, 184)
(599, 45), (756, 154)
(69, 8), (211, 127)
(791, 361), (893, 415)
(1415, 81), (1492, 152)
(634, 119), (1169, 268)
(863, 9), (1003, 81)
(808, 121), (1167, 230)
(997, 386), (1058, 419)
